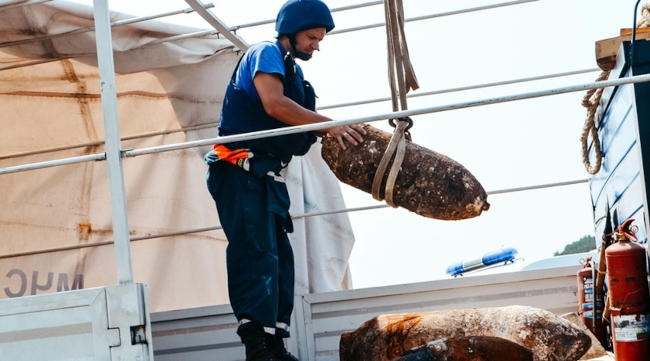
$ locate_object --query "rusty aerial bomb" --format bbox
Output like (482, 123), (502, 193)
(389, 336), (533, 361)
(339, 306), (591, 361)
(560, 313), (608, 360)
(321, 125), (490, 220)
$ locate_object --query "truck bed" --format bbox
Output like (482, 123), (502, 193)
(151, 265), (581, 361)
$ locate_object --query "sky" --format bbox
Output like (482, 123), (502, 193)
(70, 0), (639, 288)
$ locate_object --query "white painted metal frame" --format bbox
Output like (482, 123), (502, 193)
(92, 0), (133, 285)
(0, 286), (116, 359)
(148, 265), (581, 361)
(0, 152), (107, 174)
(185, 0), (249, 51)
(3, 73), (650, 176)
(0, 122), (216, 160)
(0, 2), (589, 359)
(228, 0), (536, 35)
(0, 178), (589, 260)
(0, 0), (633, 288)
(293, 265), (580, 361)
(0, 5), (156, 359)
(0, 0), (540, 73)
(0, 67), (599, 162)
(150, 303), (240, 361)
(123, 72), (650, 157)
(329, 0), (538, 35)
(0, 2), (217, 49)
(318, 68), (600, 110)
(0, 283), (154, 360)
(231, 0), (384, 30)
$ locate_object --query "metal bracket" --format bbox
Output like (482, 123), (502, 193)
(131, 325), (147, 344)
(106, 283), (153, 360)
(108, 328), (121, 347)
(184, 0), (249, 52)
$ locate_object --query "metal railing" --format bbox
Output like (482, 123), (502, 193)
(230, 0), (385, 30)
(0, 68), (599, 162)
(0, 0), (538, 71)
(0, 179), (589, 260)
(3, 73), (650, 175)
(329, 0), (538, 35)
(317, 68), (600, 110)
(0, 0), (611, 277)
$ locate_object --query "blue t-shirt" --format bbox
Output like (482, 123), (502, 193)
(235, 41), (286, 101)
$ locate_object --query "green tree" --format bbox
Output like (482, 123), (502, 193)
(554, 235), (596, 256)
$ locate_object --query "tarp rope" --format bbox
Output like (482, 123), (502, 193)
(638, 3), (650, 28)
(581, 3), (650, 175)
(371, 0), (419, 206)
(580, 70), (609, 175)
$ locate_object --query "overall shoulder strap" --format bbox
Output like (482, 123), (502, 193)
(229, 54), (245, 82)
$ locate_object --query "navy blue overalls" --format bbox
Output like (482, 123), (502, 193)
(206, 41), (317, 332)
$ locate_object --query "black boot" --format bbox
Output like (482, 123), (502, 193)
(237, 322), (279, 361)
(265, 333), (299, 361)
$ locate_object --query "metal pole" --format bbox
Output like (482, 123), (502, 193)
(93, 0), (134, 285)
(0, 241), (115, 260)
(1, 0), (539, 71)
(0, 122), (216, 161)
(3, 72), (650, 175)
(0, 0), (538, 72)
(318, 68), (600, 110)
(231, 0), (384, 30)
(329, 0), (538, 35)
(487, 179), (588, 195)
(291, 204), (388, 219)
(293, 179), (591, 217)
(185, 0), (249, 51)
(121, 72), (650, 159)
(0, 0), (381, 60)
(0, 153), (106, 175)
(0, 3), (216, 49)
(0, 178), (589, 259)
(0, 68), (598, 162)
(327, 0), (384, 12)
(144, 29), (217, 46)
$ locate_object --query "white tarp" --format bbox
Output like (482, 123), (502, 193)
(0, 1), (354, 312)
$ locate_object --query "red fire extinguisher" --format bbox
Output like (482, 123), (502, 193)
(605, 218), (650, 360)
(577, 257), (607, 346)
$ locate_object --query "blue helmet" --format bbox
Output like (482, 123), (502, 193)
(275, 0), (335, 36)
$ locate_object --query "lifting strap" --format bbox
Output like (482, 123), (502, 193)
(371, 0), (419, 206)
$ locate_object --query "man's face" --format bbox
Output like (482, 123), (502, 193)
(294, 27), (326, 57)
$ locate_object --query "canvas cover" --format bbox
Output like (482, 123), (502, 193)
(0, 1), (354, 312)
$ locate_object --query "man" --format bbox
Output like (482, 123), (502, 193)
(205, 1), (365, 360)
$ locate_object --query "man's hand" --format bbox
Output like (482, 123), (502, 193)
(327, 124), (366, 150)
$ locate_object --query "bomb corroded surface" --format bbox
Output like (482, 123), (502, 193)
(321, 125), (489, 220)
(390, 336), (534, 361)
(560, 313), (608, 360)
(339, 306), (591, 361)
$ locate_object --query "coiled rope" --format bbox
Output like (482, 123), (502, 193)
(580, 71), (609, 175)
(581, 3), (650, 174)
(638, 3), (650, 28)
(371, 0), (419, 206)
